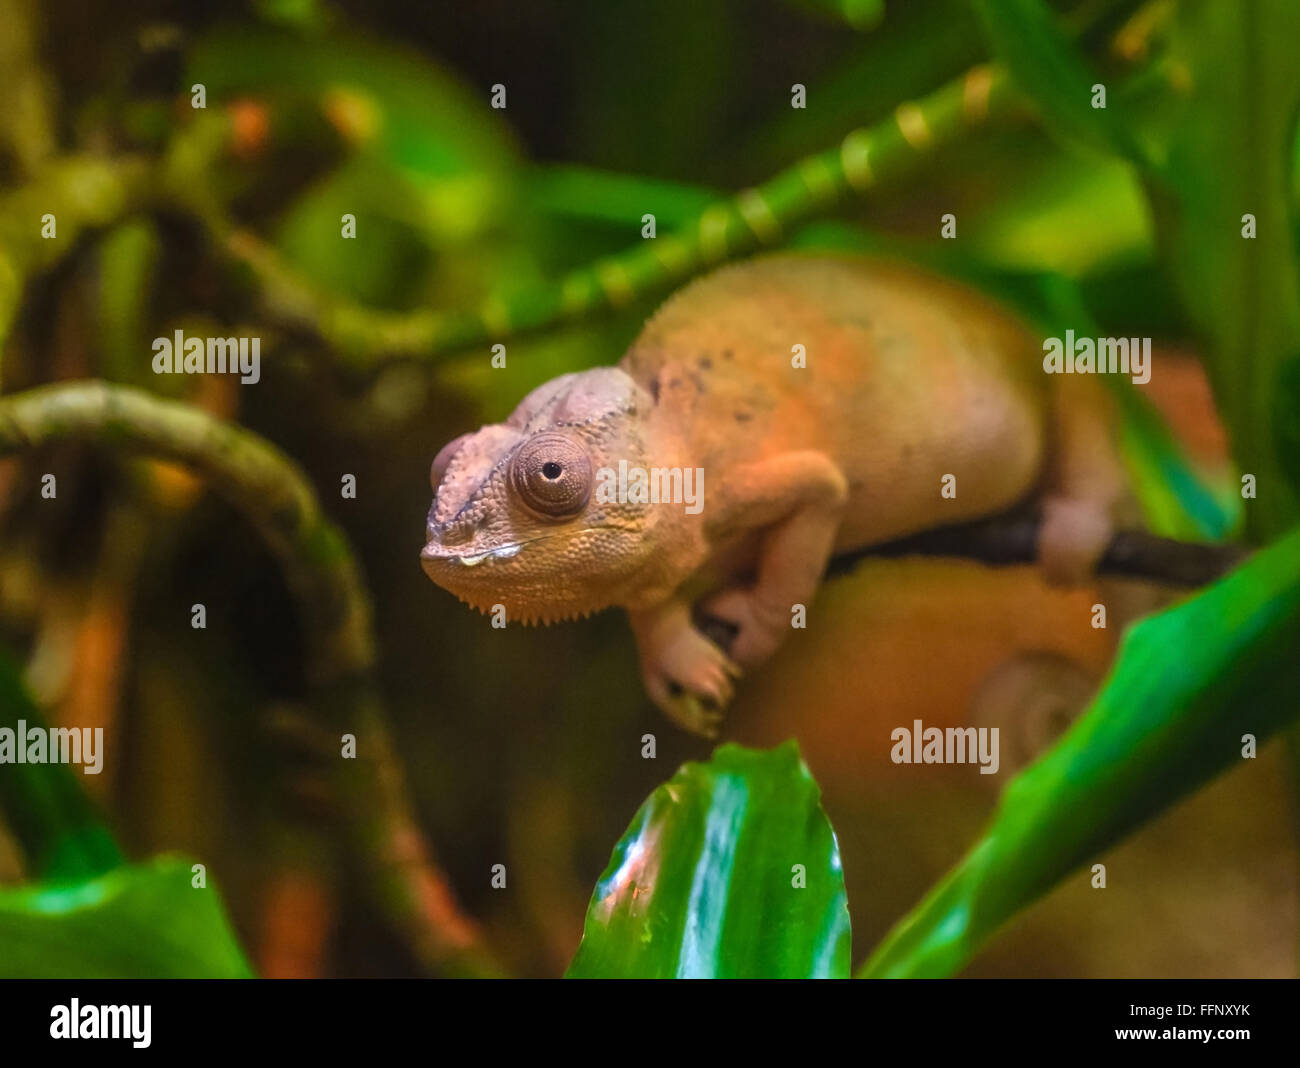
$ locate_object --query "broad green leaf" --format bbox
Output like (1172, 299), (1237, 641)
(861, 523), (1300, 978)
(0, 650), (122, 881)
(528, 164), (719, 231)
(1141, 0), (1300, 538)
(1111, 380), (1239, 541)
(567, 742), (850, 978)
(971, 0), (1152, 166)
(0, 857), (253, 978)
(966, 152), (1153, 277)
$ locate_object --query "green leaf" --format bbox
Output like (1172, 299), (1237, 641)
(567, 742), (850, 978)
(0, 857), (254, 978)
(860, 524), (1300, 977)
(0, 650), (122, 881)
(1112, 380), (1239, 541)
(1142, 0), (1300, 538)
(528, 164), (719, 231)
(972, 0), (1151, 165)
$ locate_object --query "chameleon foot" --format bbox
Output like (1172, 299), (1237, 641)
(662, 689), (726, 739)
(1038, 496), (1113, 587)
(636, 616), (741, 737)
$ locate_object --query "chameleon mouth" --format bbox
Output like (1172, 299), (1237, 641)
(421, 524), (634, 571)
(420, 532), (552, 570)
(451, 544), (521, 567)
(420, 524), (639, 625)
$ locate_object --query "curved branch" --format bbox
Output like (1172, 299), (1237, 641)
(0, 380), (503, 977)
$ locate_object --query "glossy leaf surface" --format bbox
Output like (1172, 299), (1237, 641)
(568, 742), (850, 978)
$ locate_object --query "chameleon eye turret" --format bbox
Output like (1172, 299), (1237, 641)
(509, 432), (593, 519)
(430, 432), (471, 492)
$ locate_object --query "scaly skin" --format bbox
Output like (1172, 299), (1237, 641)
(421, 253), (1126, 736)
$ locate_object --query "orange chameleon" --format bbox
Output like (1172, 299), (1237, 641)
(421, 254), (1126, 736)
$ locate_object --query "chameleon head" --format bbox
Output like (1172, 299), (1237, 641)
(421, 368), (660, 624)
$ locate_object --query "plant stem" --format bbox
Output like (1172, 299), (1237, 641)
(216, 64), (1014, 366)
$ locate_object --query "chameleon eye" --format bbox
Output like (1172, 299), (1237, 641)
(509, 432), (593, 519)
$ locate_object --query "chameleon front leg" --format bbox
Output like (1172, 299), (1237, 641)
(698, 451), (850, 669)
(629, 450), (847, 737)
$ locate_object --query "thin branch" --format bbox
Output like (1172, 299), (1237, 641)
(839, 510), (1249, 586)
(698, 510), (1245, 652)
(0, 380), (503, 977)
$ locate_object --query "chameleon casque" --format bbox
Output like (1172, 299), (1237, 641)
(421, 253), (1126, 736)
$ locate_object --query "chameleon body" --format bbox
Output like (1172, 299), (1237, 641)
(421, 254), (1125, 735)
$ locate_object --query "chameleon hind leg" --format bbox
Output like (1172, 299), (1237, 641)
(1038, 372), (1131, 586)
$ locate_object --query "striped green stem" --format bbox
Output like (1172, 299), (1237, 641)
(546, 65), (1012, 326)
(218, 63), (1012, 366)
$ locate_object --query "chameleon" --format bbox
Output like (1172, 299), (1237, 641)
(420, 253), (1127, 736)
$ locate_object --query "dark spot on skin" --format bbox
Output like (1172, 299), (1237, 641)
(722, 349), (734, 360)
(649, 375), (661, 404)
(734, 410), (752, 423)
(697, 355), (713, 370)
(668, 378), (681, 390)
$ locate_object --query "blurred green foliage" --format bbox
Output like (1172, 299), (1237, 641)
(975, 0), (1300, 539)
(0, 654), (249, 977)
(0, 653), (120, 882)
